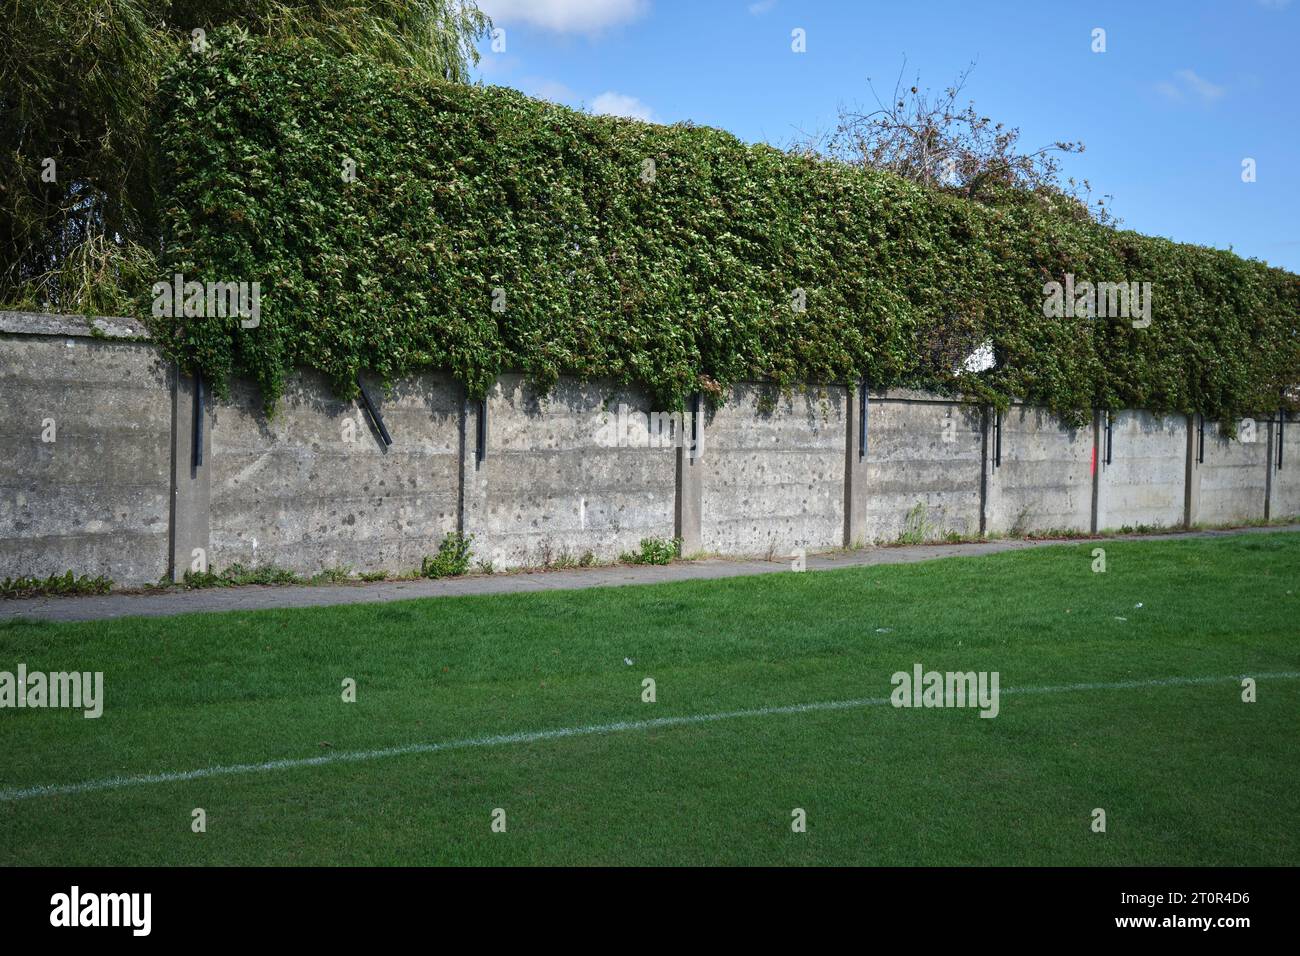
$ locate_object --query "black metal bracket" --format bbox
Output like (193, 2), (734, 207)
(859, 378), (868, 461)
(192, 373), (204, 470)
(1197, 414), (1205, 464)
(1104, 410), (1114, 466)
(993, 408), (1002, 468)
(476, 397), (488, 463)
(1278, 410), (1285, 470)
(692, 392), (703, 451)
(356, 375), (392, 447)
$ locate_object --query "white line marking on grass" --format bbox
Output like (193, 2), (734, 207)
(3, 671), (1297, 802)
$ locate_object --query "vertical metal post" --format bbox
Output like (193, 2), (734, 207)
(476, 397), (488, 463)
(993, 408), (1002, 468)
(1278, 411), (1285, 470)
(859, 378), (868, 461)
(1197, 414), (1205, 464)
(192, 373), (204, 470)
(693, 392), (703, 451)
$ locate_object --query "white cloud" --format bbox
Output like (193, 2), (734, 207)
(1176, 69), (1226, 101)
(524, 79), (578, 104)
(1157, 69), (1226, 104)
(478, 0), (649, 34)
(748, 0), (777, 13)
(591, 91), (655, 121)
(1258, 0), (1292, 10)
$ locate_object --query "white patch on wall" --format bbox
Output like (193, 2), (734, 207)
(960, 341), (995, 373)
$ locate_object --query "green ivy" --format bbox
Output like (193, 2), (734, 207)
(150, 29), (1300, 423)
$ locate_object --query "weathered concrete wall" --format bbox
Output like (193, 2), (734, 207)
(462, 375), (677, 569)
(1192, 419), (1269, 525)
(1270, 414), (1300, 520)
(1096, 410), (1186, 530)
(985, 405), (1093, 534)
(2, 314), (1295, 587)
(208, 370), (461, 574)
(858, 391), (983, 543)
(0, 332), (172, 585)
(700, 384), (847, 557)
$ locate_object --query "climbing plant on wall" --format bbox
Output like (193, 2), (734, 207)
(152, 29), (1300, 422)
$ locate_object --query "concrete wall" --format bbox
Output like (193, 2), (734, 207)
(463, 375), (677, 569)
(0, 328), (172, 585)
(858, 391), (983, 543)
(700, 384), (846, 557)
(1, 314), (1294, 587)
(985, 405), (1094, 534)
(208, 369), (461, 575)
(1096, 410), (1187, 530)
(1192, 419), (1270, 525)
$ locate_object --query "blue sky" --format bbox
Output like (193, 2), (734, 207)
(473, 0), (1300, 272)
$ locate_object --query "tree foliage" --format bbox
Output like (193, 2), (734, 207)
(0, 0), (490, 311)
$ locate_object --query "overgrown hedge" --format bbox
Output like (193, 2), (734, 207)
(152, 30), (1300, 422)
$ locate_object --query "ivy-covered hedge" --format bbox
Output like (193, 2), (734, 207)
(152, 30), (1300, 422)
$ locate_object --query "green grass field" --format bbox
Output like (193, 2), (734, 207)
(1, 533), (1297, 866)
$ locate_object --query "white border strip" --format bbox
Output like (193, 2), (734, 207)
(2, 672), (1296, 802)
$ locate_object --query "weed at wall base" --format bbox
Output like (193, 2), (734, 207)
(1, 571), (113, 600)
(619, 537), (681, 566)
(421, 532), (474, 579)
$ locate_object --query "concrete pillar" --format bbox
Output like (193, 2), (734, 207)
(979, 406), (994, 535)
(843, 383), (868, 547)
(1090, 409), (1103, 533)
(169, 366), (210, 581)
(1184, 413), (1201, 528)
(674, 395), (704, 555)
(458, 386), (489, 546)
(1265, 416), (1275, 521)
